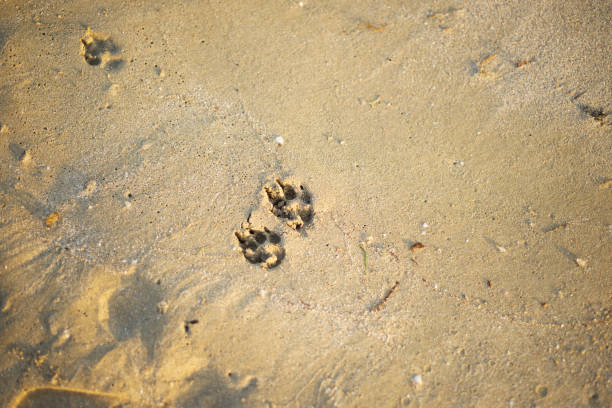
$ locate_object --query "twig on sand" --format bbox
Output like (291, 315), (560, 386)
(371, 281), (400, 312)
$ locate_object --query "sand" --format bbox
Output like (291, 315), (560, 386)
(0, 0), (610, 406)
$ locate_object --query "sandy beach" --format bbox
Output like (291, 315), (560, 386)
(0, 0), (610, 406)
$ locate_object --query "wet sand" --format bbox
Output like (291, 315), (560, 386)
(0, 0), (610, 406)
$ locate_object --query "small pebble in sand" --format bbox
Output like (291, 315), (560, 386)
(157, 301), (169, 314)
(411, 374), (423, 388)
(410, 242), (425, 251)
(45, 212), (60, 228)
(575, 258), (587, 267)
(108, 83), (120, 96)
(54, 329), (71, 348)
(535, 384), (548, 398)
(274, 136), (284, 146)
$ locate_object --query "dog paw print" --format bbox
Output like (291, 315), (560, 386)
(264, 179), (313, 231)
(80, 28), (124, 71)
(234, 177), (313, 267)
(234, 225), (285, 268)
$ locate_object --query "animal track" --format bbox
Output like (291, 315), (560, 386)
(264, 179), (313, 230)
(80, 28), (123, 71)
(234, 178), (313, 267)
(234, 226), (285, 268)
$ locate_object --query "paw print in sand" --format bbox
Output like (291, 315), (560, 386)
(264, 179), (313, 231)
(234, 177), (313, 267)
(234, 225), (285, 268)
(80, 28), (123, 71)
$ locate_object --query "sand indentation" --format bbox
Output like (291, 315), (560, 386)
(264, 178), (313, 231)
(234, 226), (284, 268)
(80, 28), (123, 71)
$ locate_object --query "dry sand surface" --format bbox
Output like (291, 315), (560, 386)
(0, 0), (610, 407)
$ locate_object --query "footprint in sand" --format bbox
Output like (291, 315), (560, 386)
(234, 177), (313, 267)
(80, 28), (123, 71)
(264, 178), (313, 231)
(234, 226), (285, 268)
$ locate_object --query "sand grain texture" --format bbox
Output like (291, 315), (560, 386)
(0, 0), (610, 406)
